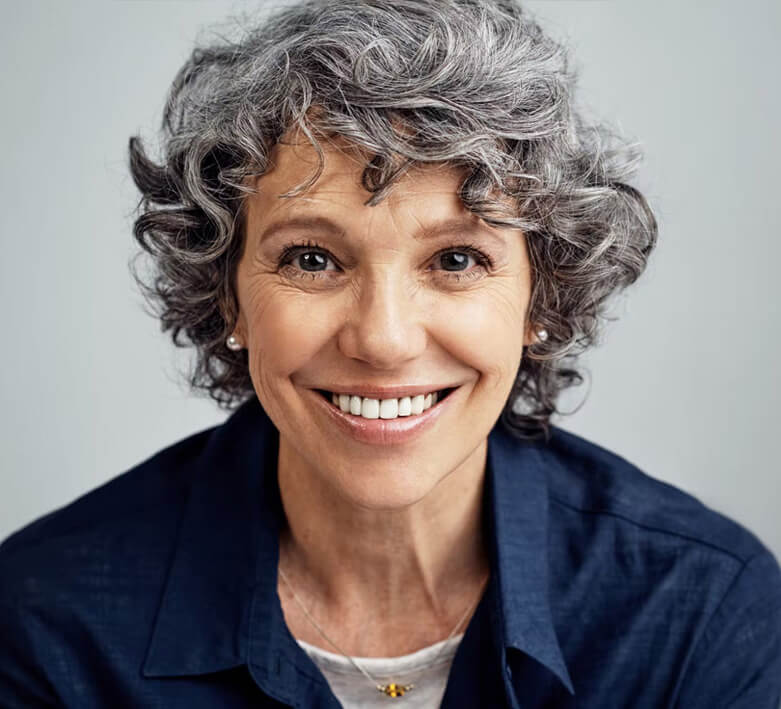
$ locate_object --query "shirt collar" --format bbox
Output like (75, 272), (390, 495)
(487, 420), (574, 695)
(142, 397), (573, 697)
(142, 397), (280, 678)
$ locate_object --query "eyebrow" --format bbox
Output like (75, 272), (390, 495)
(258, 214), (509, 248)
(259, 216), (345, 243)
(416, 217), (509, 247)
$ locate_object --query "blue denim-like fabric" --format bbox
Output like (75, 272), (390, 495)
(1, 396), (780, 708)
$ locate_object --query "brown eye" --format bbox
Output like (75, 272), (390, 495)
(294, 251), (329, 272)
(276, 240), (493, 284)
(276, 239), (340, 281)
(433, 246), (493, 282)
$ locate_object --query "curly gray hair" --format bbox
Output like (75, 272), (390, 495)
(128, 0), (657, 440)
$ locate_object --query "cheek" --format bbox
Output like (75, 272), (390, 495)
(239, 271), (528, 389)
(433, 281), (527, 378)
(242, 283), (335, 375)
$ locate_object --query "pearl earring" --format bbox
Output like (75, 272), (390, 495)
(536, 328), (548, 343)
(226, 334), (243, 351)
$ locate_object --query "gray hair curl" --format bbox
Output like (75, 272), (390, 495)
(128, 0), (657, 440)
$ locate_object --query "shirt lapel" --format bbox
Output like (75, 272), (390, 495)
(486, 422), (575, 698)
(141, 398), (276, 678)
(141, 398), (335, 705)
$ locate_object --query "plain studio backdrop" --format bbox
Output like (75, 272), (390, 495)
(1, 1), (779, 572)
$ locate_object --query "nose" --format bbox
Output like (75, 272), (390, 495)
(337, 268), (427, 370)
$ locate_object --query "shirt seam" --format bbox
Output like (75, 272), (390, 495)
(549, 495), (749, 565)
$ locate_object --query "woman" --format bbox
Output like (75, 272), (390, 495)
(1, 0), (779, 707)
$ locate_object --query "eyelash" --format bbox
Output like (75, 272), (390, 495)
(276, 239), (494, 283)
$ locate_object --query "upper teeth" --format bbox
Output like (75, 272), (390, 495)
(330, 391), (440, 419)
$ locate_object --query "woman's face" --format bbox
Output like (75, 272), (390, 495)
(235, 134), (535, 510)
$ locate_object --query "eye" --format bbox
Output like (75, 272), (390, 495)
(436, 249), (482, 272)
(432, 245), (493, 282)
(275, 239), (493, 283)
(289, 250), (333, 272)
(277, 240), (338, 279)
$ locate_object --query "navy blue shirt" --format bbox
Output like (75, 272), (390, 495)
(1, 397), (780, 708)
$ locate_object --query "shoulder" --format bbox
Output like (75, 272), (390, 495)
(0, 424), (225, 705)
(542, 424), (770, 565)
(537, 424), (781, 633)
(537, 426), (781, 703)
(0, 424), (217, 604)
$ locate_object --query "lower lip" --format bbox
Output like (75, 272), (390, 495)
(308, 387), (459, 445)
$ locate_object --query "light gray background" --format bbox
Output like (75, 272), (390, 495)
(1, 1), (779, 571)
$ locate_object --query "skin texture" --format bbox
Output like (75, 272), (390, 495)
(234, 131), (537, 656)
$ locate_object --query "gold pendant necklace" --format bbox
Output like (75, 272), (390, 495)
(278, 566), (488, 698)
(379, 682), (414, 697)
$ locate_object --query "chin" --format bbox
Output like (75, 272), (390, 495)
(332, 465), (443, 512)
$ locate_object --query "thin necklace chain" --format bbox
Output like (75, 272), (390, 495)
(277, 564), (489, 689)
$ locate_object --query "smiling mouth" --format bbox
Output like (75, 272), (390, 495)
(314, 387), (457, 416)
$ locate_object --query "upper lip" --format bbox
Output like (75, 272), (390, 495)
(316, 384), (457, 399)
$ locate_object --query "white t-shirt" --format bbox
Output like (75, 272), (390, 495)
(296, 633), (465, 709)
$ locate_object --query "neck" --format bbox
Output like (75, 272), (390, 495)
(275, 437), (491, 654)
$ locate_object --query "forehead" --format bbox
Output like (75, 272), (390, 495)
(247, 131), (468, 218)
(241, 130), (524, 258)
